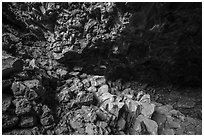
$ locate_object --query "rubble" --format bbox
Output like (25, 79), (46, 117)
(2, 2), (202, 135)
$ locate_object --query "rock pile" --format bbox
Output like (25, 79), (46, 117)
(2, 69), (202, 135)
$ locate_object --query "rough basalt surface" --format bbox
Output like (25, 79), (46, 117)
(2, 2), (202, 135)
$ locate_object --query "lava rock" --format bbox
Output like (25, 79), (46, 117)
(41, 105), (52, 118)
(76, 91), (95, 106)
(41, 115), (55, 126)
(23, 79), (46, 97)
(133, 114), (158, 135)
(19, 116), (37, 127)
(82, 79), (91, 89)
(56, 68), (68, 78)
(24, 89), (39, 101)
(81, 106), (97, 122)
(90, 76), (106, 87)
(11, 81), (27, 98)
(97, 84), (109, 95)
(57, 86), (71, 103)
(87, 86), (97, 92)
(14, 98), (32, 115)
(70, 116), (84, 130)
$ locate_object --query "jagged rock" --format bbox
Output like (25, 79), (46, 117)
(87, 86), (97, 92)
(69, 71), (80, 76)
(70, 115), (84, 130)
(97, 84), (109, 95)
(41, 115), (55, 126)
(23, 79), (45, 97)
(70, 83), (80, 92)
(2, 52), (23, 79)
(57, 86), (71, 103)
(2, 113), (19, 129)
(19, 116), (37, 127)
(80, 106), (97, 123)
(11, 81), (27, 98)
(133, 114), (158, 135)
(56, 68), (68, 77)
(24, 89), (39, 101)
(77, 82), (84, 89)
(140, 102), (155, 118)
(14, 98), (32, 115)
(96, 109), (112, 122)
(82, 79), (91, 89)
(13, 71), (30, 81)
(76, 92), (95, 106)
(90, 76), (106, 87)
(124, 98), (140, 112)
(41, 105), (52, 118)
(73, 77), (81, 85)
(2, 94), (12, 112)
